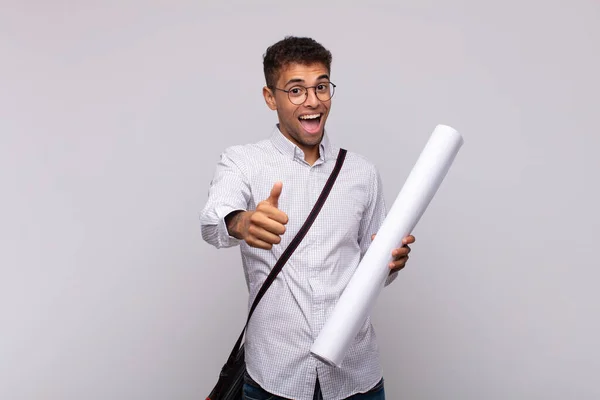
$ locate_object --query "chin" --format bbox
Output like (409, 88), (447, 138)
(303, 131), (324, 146)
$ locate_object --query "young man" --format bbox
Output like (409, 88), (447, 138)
(200, 36), (415, 400)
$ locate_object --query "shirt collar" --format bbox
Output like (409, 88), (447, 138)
(270, 124), (333, 164)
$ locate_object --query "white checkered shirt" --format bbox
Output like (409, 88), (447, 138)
(200, 126), (398, 400)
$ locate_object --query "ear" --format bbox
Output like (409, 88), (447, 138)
(263, 86), (277, 110)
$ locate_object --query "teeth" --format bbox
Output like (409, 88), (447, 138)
(299, 114), (320, 120)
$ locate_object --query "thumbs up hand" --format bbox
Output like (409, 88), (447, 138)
(225, 182), (289, 250)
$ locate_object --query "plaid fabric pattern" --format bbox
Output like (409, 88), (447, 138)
(201, 126), (396, 400)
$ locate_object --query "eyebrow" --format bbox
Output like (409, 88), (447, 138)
(284, 74), (330, 87)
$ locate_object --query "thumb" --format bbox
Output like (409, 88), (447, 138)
(266, 181), (283, 207)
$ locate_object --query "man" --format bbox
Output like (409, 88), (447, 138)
(200, 36), (415, 400)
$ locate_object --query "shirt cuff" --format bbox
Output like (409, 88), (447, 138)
(384, 271), (398, 287)
(216, 205), (246, 248)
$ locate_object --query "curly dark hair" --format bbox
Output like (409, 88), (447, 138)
(263, 36), (333, 89)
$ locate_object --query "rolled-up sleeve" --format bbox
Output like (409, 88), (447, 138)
(200, 147), (251, 248)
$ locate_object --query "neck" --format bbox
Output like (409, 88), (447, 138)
(303, 147), (320, 165)
(277, 124), (323, 165)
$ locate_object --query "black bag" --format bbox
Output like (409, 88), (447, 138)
(206, 148), (347, 400)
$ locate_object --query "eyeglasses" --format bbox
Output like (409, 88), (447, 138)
(272, 82), (336, 105)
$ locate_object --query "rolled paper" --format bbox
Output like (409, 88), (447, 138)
(310, 124), (464, 367)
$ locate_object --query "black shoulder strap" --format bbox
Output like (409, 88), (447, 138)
(225, 148), (347, 364)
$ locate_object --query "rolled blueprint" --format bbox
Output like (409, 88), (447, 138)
(310, 124), (464, 367)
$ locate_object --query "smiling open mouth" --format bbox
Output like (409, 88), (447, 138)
(299, 113), (322, 133)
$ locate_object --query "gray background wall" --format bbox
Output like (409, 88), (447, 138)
(1, 1), (598, 399)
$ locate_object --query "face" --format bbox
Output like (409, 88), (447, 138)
(263, 62), (332, 158)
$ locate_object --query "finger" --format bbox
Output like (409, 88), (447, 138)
(389, 256), (408, 271)
(390, 265), (405, 273)
(390, 256), (408, 266)
(392, 246), (411, 258)
(402, 235), (416, 245)
(266, 181), (283, 208)
(251, 209), (288, 230)
(256, 201), (287, 222)
(248, 225), (282, 245)
(247, 236), (274, 250)
(371, 234), (376, 241)
(257, 217), (286, 236)
(262, 207), (289, 225)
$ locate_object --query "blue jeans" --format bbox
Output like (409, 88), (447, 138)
(242, 371), (385, 400)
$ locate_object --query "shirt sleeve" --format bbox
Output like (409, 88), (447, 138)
(357, 165), (398, 287)
(199, 148), (252, 248)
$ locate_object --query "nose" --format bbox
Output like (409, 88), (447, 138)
(303, 87), (320, 107)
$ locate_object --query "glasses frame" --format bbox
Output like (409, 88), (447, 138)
(271, 82), (337, 105)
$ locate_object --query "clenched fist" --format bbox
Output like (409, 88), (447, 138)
(225, 182), (289, 250)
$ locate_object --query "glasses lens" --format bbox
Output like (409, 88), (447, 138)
(286, 83), (335, 104)
(288, 87), (307, 105)
(316, 82), (334, 102)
